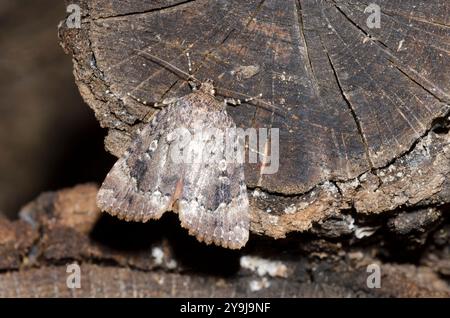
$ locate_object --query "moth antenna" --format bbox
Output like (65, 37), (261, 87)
(135, 49), (285, 118)
(186, 52), (193, 75)
(215, 87), (286, 118)
(126, 92), (151, 106)
(134, 49), (202, 86)
(126, 92), (166, 120)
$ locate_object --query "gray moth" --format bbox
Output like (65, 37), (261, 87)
(97, 80), (250, 249)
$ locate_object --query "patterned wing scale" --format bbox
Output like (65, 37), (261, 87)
(96, 102), (181, 222)
(177, 102), (249, 249)
(97, 91), (250, 249)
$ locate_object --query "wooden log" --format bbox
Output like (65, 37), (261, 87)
(0, 184), (448, 297)
(58, 0), (449, 239)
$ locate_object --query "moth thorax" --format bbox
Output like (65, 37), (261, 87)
(199, 81), (215, 96)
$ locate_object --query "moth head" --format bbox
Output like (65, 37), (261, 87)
(199, 79), (215, 96)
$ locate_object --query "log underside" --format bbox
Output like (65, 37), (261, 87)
(0, 184), (448, 297)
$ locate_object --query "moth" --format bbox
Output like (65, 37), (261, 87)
(97, 51), (278, 249)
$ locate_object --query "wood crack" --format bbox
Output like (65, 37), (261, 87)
(325, 51), (374, 169)
(355, 0), (450, 29)
(345, 1), (450, 52)
(92, 0), (198, 21)
(387, 58), (450, 104)
(295, 0), (317, 81)
(332, 1), (450, 103)
(331, 1), (388, 54)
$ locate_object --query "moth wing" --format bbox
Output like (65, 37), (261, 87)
(97, 94), (250, 249)
(177, 110), (249, 249)
(97, 101), (186, 222)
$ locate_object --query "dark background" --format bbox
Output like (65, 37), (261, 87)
(0, 0), (114, 217)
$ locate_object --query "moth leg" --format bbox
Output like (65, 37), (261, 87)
(186, 52), (193, 75)
(185, 52), (200, 91)
(126, 92), (173, 115)
(224, 93), (263, 106)
(154, 97), (178, 108)
(126, 92), (152, 106)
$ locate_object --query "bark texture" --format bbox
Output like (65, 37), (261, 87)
(58, 0), (450, 239)
(0, 184), (448, 297)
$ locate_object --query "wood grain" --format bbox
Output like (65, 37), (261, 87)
(58, 0), (450, 237)
(0, 184), (448, 297)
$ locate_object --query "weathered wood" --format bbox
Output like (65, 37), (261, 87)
(58, 0), (450, 238)
(1, 264), (447, 297)
(0, 184), (448, 297)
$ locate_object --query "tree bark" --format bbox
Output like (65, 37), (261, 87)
(58, 0), (450, 239)
(0, 184), (448, 297)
